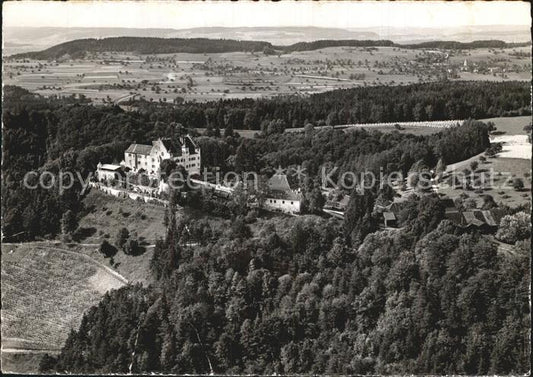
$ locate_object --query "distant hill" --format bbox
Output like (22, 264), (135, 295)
(283, 39), (528, 52)
(399, 40), (531, 50)
(10, 37), (273, 59)
(3, 25), (530, 55)
(2, 26), (378, 55)
(10, 36), (531, 60)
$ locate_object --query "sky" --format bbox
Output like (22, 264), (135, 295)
(3, 1), (531, 29)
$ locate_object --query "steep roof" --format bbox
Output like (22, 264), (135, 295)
(326, 194), (351, 210)
(267, 190), (302, 201)
(383, 212), (396, 221)
(445, 210), (464, 226)
(126, 135), (198, 157)
(125, 143), (152, 155)
(155, 135), (198, 156)
(183, 135), (198, 153)
(266, 173), (301, 201)
(481, 210), (497, 227)
(463, 211), (485, 227)
(445, 208), (504, 228)
(159, 138), (181, 155)
(388, 201), (405, 214)
(268, 174), (292, 192)
(445, 208), (505, 229)
(338, 195), (351, 208)
(489, 208), (506, 225)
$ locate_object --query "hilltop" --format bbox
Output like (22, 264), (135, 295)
(3, 25), (530, 55)
(10, 36), (531, 60)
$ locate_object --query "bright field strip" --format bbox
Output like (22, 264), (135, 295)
(1, 243), (126, 350)
(3, 46), (531, 103)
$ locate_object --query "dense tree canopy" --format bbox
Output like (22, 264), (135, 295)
(126, 81), (530, 130)
(43, 197), (530, 374)
(11, 37), (530, 60)
(2, 83), (528, 374)
(0, 84), (498, 240)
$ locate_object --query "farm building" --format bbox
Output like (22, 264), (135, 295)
(264, 173), (302, 214)
(374, 199), (407, 227)
(383, 211), (397, 228)
(96, 163), (124, 181)
(122, 134), (201, 176)
(325, 194), (351, 211)
(444, 208), (506, 233)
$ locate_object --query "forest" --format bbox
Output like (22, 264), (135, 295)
(285, 39), (529, 52)
(11, 37), (531, 60)
(229, 119), (490, 177)
(128, 81), (530, 131)
(2, 81), (530, 374)
(2, 86), (492, 241)
(40, 191), (530, 374)
(0, 81), (517, 241)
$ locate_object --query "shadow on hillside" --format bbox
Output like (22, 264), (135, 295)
(127, 245), (146, 256)
(72, 227), (97, 242)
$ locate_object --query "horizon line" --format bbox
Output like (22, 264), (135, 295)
(3, 1), (530, 29)
(5, 24), (532, 30)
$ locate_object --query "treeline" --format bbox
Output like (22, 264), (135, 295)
(42, 192), (530, 374)
(5, 81), (531, 136)
(11, 37), (272, 60)
(11, 37), (531, 60)
(4, 81), (520, 155)
(286, 39), (394, 51)
(231, 119), (490, 178)
(400, 39), (531, 49)
(285, 39), (530, 52)
(2, 105), (489, 240)
(2, 87), (132, 240)
(0, 84), (505, 240)
(128, 81), (530, 130)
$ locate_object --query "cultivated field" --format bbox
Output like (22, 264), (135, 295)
(195, 127), (259, 139)
(437, 116), (532, 208)
(480, 115), (532, 135)
(491, 135), (531, 159)
(439, 157), (531, 208)
(1, 242), (126, 373)
(3, 45), (531, 103)
(341, 124), (451, 137)
(199, 116), (532, 140)
(1, 189), (177, 372)
(487, 115), (531, 160)
(199, 120), (464, 139)
(289, 119), (463, 137)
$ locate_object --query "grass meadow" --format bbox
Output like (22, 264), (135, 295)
(1, 242), (126, 372)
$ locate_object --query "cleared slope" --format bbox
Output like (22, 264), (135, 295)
(1, 242), (127, 372)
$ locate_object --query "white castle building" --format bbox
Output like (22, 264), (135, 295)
(122, 135), (201, 176)
(264, 173), (302, 214)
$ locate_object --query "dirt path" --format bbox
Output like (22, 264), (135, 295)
(1, 348), (61, 354)
(44, 246), (129, 285)
(445, 151), (486, 173)
(2, 242), (129, 357)
(3, 241), (129, 285)
(1, 336), (62, 355)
